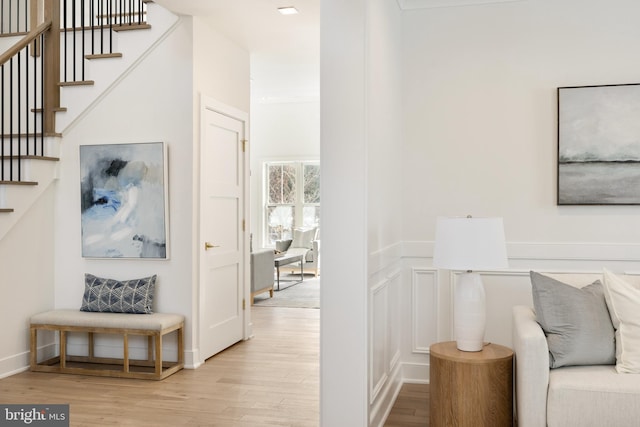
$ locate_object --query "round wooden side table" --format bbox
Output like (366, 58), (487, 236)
(429, 341), (513, 427)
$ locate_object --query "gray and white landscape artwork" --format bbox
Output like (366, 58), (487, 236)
(80, 142), (168, 258)
(558, 84), (640, 205)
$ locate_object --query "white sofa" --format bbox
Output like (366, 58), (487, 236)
(512, 272), (640, 427)
(276, 227), (320, 276)
(250, 248), (274, 303)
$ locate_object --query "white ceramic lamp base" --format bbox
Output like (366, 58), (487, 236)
(454, 272), (486, 352)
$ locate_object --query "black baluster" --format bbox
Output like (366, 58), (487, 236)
(9, 57), (13, 179)
(109, 0), (112, 53)
(1, 63), (4, 180)
(81, 0), (85, 80)
(17, 50), (21, 180)
(26, 42), (29, 156)
(72, 0), (76, 81)
(100, 0), (104, 54)
(40, 33), (43, 154)
(32, 37), (37, 155)
(63, 0), (67, 82)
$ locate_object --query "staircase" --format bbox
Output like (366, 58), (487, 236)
(0, 0), (178, 240)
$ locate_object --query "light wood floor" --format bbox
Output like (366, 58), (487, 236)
(383, 383), (429, 427)
(1, 307), (428, 426)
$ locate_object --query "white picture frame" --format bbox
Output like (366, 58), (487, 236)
(79, 142), (169, 258)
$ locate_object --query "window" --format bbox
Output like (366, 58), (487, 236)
(265, 161), (320, 245)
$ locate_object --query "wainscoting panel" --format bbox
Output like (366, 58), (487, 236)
(368, 243), (404, 427)
(411, 268), (438, 354)
(370, 278), (389, 402)
(387, 271), (402, 372)
(398, 240), (640, 385)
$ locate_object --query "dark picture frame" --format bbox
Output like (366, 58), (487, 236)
(558, 83), (640, 205)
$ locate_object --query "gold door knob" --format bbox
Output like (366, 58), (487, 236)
(204, 242), (220, 250)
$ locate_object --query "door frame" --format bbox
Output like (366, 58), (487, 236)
(197, 94), (251, 366)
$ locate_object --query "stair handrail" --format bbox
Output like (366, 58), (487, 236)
(0, 21), (51, 66)
(0, 0), (60, 136)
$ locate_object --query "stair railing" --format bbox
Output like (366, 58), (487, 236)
(0, 1), (56, 182)
(0, 0), (148, 183)
(0, 0), (31, 35)
(60, 0), (149, 84)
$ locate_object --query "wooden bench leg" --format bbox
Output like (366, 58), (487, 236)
(177, 327), (184, 366)
(147, 336), (153, 362)
(30, 327), (37, 368)
(60, 330), (67, 369)
(155, 332), (162, 378)
(88, 332), (94, 359)
(123, 333), (130, 373)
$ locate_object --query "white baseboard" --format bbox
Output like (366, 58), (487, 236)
(372, 361), (430, 427)
(184, 349), (200, 369)
(0, 351), (30, 380)
(402, 361), (430, 383)
(1, 342), (60, 379)
(370, 359), (403, 427)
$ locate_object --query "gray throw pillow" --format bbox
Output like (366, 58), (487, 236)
(80, 273), (156, 314)
(530, 271), (615, 368)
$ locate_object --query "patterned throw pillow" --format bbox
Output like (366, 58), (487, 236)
(80, 274), (156, 314)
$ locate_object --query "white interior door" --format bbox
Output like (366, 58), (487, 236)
(199, 99), (248, 361)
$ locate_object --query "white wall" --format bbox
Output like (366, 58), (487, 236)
(321, 0), (368, 424)
(321, 0), (403, 425)
(53, 17), (196, 363)
(366, 0), (404, 426)
(401, 0), (640, 379)
(0, 185), (55, 378)
(193, 16), (250, 115)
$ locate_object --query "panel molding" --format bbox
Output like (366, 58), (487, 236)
(403, 241), (640, 262)
(370, 278), (389, 403)
(411, 268), (438, 354)
(387, 270), (402, 373)
(369, 242), (403, 276)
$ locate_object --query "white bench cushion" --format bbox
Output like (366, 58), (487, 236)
(31, 309), (184, 331)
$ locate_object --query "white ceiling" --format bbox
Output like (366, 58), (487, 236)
(152, 0), (519, 101)
(153, 0), (320, 102)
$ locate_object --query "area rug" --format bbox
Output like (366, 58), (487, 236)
(253, 275), (320, 309)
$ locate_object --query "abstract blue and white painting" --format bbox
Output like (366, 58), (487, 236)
(80, 142), (168, 258)
(558, 83), (640, 205)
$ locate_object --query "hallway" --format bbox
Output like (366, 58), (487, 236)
(1, 307), (319, 426)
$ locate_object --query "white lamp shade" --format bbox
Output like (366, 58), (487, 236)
(433, 217), (508, 271)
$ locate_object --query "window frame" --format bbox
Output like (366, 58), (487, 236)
(263, 160), (320, 248)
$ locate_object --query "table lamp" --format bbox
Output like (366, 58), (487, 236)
(433, 216), (508, 352)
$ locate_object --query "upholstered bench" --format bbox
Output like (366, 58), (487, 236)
(30, 309), (184, 380)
